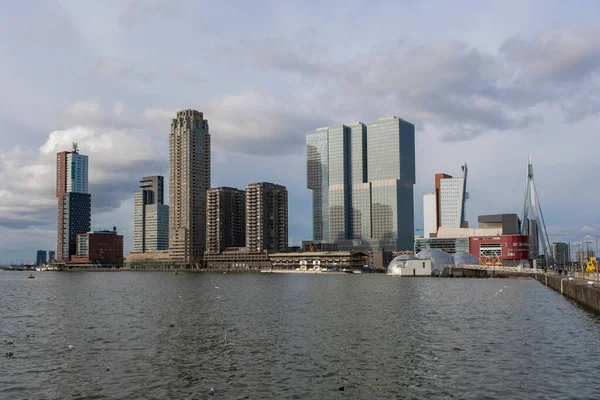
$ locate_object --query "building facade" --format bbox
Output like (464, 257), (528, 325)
(551, 242), (570, 265)
(206, 187), (246, 254)
(134, 176), (168, 253)
(48, 251), (56, 262)
(469, 235), (529, 262)
(169, 110), (211, 265)
(56, 143), (91, 262)
(245, 182), (288, 252)
(72, 229), (124, 266)
(306, 116), (415, 251)
(36, 250), (47, 265)
(423, 165), (468, 238)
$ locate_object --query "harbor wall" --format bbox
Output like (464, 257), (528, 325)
(535, 273), (600, 313)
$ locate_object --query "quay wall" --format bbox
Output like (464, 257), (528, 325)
(534, 273), (600, 313)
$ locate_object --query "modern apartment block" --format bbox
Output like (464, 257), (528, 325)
(423, 164), (469, 238)
(551, 242), (570, 265)
(169, 110), (211, 265)
(36, 250), (47, 266)
(134, 176), (168, 253)
(206, 187), (246, 253)
(306, 116), (415, 251)
(56, 143), (91, 261)
(245, 182), (288, 252)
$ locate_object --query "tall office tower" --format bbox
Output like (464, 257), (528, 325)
(169, 110), (211, 265)
(57, 143), (91, 261)
(366, 117), (415, 250)
(551, 242), (570, 265)
(36, 250), (47, 266)
(245, 182), (288, 252)
(48, 251), (56, 262)
(306, 117), (415, 251)
(423, 165), (469, 237)
(134, 176), (169, 253)
(206, 187), (246, 253)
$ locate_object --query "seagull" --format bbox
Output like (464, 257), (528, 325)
(215, 287), (219, 289)
(6, 339), (14, 345)
(105, 365), (110, 372)
(209, 387), (215, 395)
(68, 345), (74, 349)
(216, 296), (220, 299)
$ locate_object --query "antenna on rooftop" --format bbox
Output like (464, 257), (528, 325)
(72, 142), (79, 154)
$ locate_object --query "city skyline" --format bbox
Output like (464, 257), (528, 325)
(1, 1), (600, 263)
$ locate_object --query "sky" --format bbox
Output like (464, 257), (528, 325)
(1, 0), (600, 264)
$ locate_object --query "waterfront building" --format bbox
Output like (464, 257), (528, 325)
(423, 165), (468, 238)
(56, 143), (91, 261)
(169, 110), (211, 265)
(133, 176), (168, 253)
(551, 242), (570, 265)
(48, 250), (55, 262)
(245, 182), (288, 252)
(306, 116), (415, 251)
(268, 251), (368, 271)
(72, 228), (124, 266)
(206, 187), (246, 254)
(36, 250), (47, 265)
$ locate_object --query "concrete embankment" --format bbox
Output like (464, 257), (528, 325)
(535, 273), (600, 312)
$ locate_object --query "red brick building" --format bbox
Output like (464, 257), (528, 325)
(71, 230), (124, 266)
(469, 235), (529, 262)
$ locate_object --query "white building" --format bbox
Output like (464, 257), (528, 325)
(423, 193), (437, 238)
(422, 163), (468, 238)
(387, 259), (433, 276)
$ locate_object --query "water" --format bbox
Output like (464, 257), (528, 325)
(1, 272), (599, 399)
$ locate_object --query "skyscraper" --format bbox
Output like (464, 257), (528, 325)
(423, 165), (469, 238)
(36, 250), (47, 266)
(134, 176), (168, 253)
(306, 116), (415, 251)
(551, 242), (570, 265)
(206, 187), (246, 253)
(57, 143), (91, 261)
(169, 110), (211, 265)
(245, 182), (288, 252)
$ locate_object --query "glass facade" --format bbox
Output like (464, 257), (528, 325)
(306, 116), (415, 251)
(306, 129), (329, 241)
(351, 183), (371, 239)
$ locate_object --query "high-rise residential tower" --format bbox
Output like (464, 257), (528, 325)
(306, 116), (415, 251)
(423, 164), (469, 238)
(169, 110), (211, 265)
(206, 187), (246, 253)
(245, 182), (288, 252)
(57, 143), (91, 261)
(134, 176), (169, 253)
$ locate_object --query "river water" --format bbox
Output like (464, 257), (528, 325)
(1, 271), (599, 399)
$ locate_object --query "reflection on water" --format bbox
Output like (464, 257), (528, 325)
(1, 272), (599, 399)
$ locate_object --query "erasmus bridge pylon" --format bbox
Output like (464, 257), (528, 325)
(520, 158), (552, 264)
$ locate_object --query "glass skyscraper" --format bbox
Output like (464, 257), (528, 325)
(306, 116), (415, 251)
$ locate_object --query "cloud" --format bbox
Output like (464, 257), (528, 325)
(247, 27), (600, 140)
(96, 57), (152, 81)
(207, 92), (331, 155)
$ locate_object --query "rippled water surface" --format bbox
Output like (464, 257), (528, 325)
(1, 272), (600, 399)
